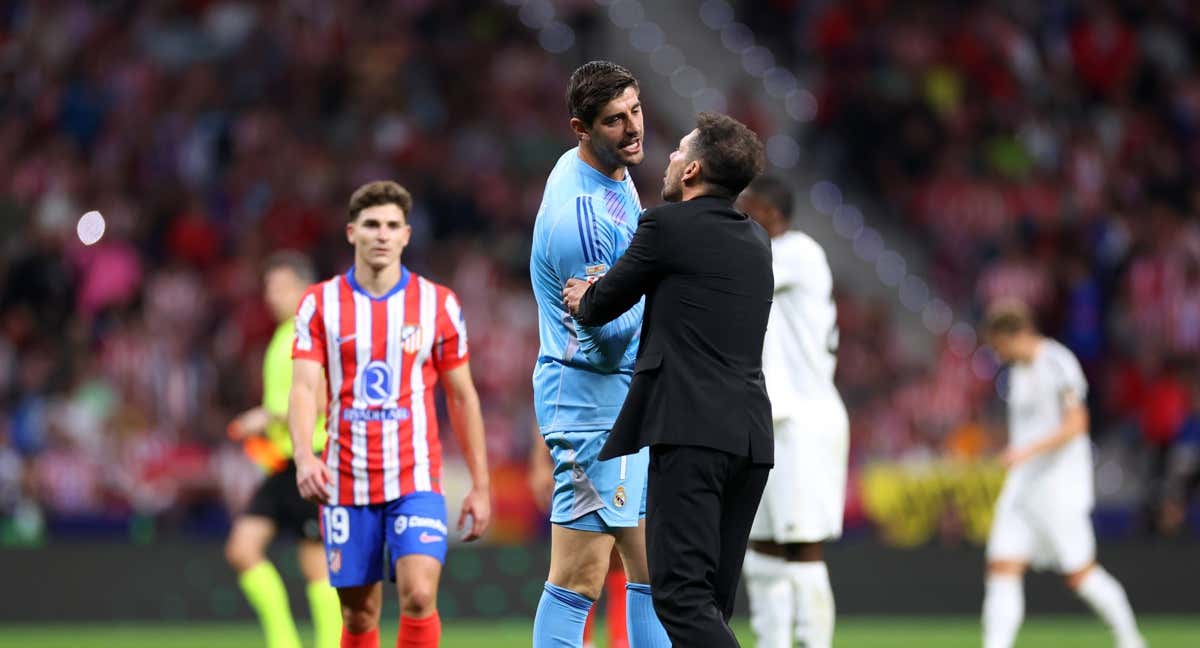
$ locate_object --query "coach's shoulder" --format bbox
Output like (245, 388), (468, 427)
(638, 201), (690, 226)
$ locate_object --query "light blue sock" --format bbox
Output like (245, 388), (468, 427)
(533, 582), (593, 648)
(626, 583), (671, 647)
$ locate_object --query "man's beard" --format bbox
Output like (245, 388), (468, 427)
(595, 134), (641, 169)
(661, 170), (682, 202)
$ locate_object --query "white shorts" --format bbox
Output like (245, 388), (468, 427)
(987, 494), (1096, 574)
(750, 402), (849, 543)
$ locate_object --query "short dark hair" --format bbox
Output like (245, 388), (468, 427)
(744, 175), (793, 219)
(348, 180), (413, 222)
(567, 60), (639, 126)
(982, 299), (1035, 338)
(690, 112), (765, 198)
(263, 250), (316, 284)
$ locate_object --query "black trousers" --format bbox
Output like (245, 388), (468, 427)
(646, 444), (770, 647)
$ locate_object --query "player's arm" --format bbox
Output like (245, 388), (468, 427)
(576, 302), (643, 372)
(229, 351), (291, 440)
(546, 196), (643, 370)
(568, 209), (662, 326)
(1003, 392), (1088, 468)
(289, 358), (332, 503)
(226, 406), (272, 441)
(289, 287), (332, 503)
(440, 362), (491, 542)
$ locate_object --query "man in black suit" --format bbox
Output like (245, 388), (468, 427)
(563, 112), (773, 646)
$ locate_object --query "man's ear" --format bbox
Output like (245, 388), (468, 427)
(570, 117), (589, 142)
(682, 159), (701, 184)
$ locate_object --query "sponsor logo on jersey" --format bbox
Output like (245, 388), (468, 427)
(613, 485), (626, 509)
(401, 324), (423, 354)
(419, 532), (444, 544)
(358, 360), (393, 406)
(584, 263), (608, 277)
(328, 549), (342, 574)
(336, 334), (357, 345)
(341, 407), (410, 422)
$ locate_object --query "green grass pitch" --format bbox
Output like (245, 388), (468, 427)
(1, 616), (1196, 647)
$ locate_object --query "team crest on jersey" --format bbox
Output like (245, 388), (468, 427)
(401, 324), (423, 354)
(394, 516), (408, 535)
(613, 485), (627, 509)
(359, 360), (393, 406)
(328, 549), (342, 574)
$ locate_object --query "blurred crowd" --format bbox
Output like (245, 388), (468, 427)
(0, 0), (639, 542)
(2, 0), (1198, 544)
(749, 0), (1200, 535)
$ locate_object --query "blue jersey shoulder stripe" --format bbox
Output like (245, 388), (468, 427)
(575, 196), (597, 263)
(574, 196), (588, 263)
(585, 197), (602, 261)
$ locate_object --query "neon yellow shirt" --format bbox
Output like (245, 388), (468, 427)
(264, 318), (327, 458)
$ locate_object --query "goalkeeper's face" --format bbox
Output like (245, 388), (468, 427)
(346, 204), (411, 271)
(582, 86), (644, 171)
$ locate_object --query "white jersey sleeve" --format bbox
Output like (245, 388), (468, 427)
(1046, 342), (1088, 407)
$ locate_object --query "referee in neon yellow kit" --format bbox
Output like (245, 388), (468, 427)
(224, 251), (341, 648)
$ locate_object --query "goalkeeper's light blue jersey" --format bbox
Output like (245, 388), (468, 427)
(530, 148), (644, 433)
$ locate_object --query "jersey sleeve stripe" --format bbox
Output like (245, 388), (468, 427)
(576, 195), (597, 263)
(585, 196), (603, 260)
(295, 292), (317, 351)
(445, 292), (469, 360)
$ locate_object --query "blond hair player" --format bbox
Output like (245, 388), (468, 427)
(981, 300), (1143, 648)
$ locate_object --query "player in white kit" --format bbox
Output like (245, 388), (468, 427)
(737, 176), (849, 648)
(981, 300), (1144, 648)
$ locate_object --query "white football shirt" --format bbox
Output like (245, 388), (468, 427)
(762, 230), (844, 421)
(1004, 338), (1094, 511)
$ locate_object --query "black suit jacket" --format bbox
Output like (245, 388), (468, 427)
(575, 195), (774, 465)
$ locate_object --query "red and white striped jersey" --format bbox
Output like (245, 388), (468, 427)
(292, 266), (469, 506)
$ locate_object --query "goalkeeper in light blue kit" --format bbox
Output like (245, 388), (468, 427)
(529, 60), (670, 648)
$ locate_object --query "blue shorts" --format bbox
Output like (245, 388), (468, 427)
(544, 429), (648, 532)
(319, 491), (448, 588)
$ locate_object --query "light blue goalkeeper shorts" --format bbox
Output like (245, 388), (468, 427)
(543, 429), (648, 532)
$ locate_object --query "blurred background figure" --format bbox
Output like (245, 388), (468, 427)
(981, 301), (1143, 648)
(739, 175), (849, 648)
(223, 251), (340, 648)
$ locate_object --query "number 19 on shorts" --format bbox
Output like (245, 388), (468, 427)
(323, 506), (350, 544)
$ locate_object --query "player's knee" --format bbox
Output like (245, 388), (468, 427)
(341, 602), (381, 633)
(1064, 563), (1095, 590)
(224, 539), (259, 572)
(399, 582), (437, 616)
(986, 561), (1025, 577)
